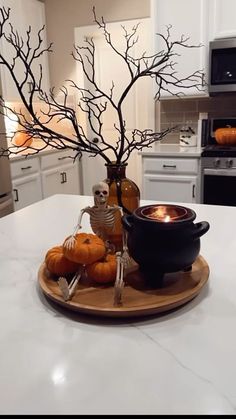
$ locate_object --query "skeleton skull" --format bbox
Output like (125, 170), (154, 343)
(92, 182), (109, 206)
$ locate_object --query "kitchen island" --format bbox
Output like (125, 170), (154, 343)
(0, 194), (235, 415)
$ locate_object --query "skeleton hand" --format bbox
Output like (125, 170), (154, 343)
(122, 230), (131, 268)
(122, 245), (131, 269)
(63, 234), (76, 250)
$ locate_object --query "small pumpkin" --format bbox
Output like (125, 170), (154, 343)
(13, 131), (33, 147)
(63, 233), (106, 265)
(86, 254), (117, 284)
(215, 126), (236, 145)
(45, 245), (80, 276)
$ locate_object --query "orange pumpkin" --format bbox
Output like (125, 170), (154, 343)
(215, 127), (236, 145)
(86, 254), (117, 284)
(63, 233), (106, 265)
(13, 131), (33, 147)
(45, 245), (80, 276)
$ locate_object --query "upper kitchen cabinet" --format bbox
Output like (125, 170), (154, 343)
(152, 0), (209, 98)
(209, 0), (236, 40)
(0, 0), (50, 102)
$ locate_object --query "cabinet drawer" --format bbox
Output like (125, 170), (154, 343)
(41, 150), (76, 170)
(143, 157), (198, 174)
(10, 157), (40, 179)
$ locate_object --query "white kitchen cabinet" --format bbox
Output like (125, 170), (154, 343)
(143, 174), (197, 203)
(142, 156), (200, 203)
(209, 0), (236, 39)
(151, 0), (209, 98)
(42, 163), (80, 199)
(12, 173), (42, 211)
(10, 150), (81, 211)
(40, 149), (80, 199)
(0, 0), (50, 101)
(10, 155), (43, 210)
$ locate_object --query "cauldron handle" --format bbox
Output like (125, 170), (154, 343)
(121, 214), (134, 232)
(192, 221), (210, 239)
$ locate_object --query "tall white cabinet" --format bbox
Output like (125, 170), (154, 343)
(209, 0), (236, 40)
(151, 0), (209, 98)
(0, 0), (50, 101)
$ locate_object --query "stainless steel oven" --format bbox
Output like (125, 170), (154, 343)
(200, 116), (236, 206)
(201, 155), (236, 206)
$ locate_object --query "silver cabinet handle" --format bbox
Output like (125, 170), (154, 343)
(60, 172), (64, 184)
(13, 188), (19, 202)
(163, 164), (177, 169)
(58, 156), (68, 160)
(201, 72), (205, 87)
(63, 172), (67, 183)
(27, 81), (33, 94)
(21, 165), (32, 170)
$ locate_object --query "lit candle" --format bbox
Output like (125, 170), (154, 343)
(164, 215), (171, 222)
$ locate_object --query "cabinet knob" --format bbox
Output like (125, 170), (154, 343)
(92, 137), (99, 144)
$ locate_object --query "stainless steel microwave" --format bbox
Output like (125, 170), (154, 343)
(209, 38), (236, 95)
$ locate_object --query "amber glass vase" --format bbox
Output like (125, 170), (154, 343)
(104, 163), (140, 250)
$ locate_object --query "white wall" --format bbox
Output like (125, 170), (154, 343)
(44, 0), (150, 92)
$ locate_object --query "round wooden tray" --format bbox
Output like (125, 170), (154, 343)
(38, 255), (209, 318)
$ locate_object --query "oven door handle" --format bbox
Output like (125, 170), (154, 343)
(204, 168), (236, 176)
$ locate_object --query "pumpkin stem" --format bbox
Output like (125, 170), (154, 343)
(83, 238), (91, 244)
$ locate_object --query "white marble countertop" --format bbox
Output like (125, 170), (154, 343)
(141, 143), (202, 157)
(0, 194), (235, 414)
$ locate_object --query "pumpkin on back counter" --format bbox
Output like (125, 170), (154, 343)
(215, 126), (236, 145)
(13, 131), (33, 147)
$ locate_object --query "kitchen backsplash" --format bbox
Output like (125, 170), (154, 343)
(160, 95), (236, 144)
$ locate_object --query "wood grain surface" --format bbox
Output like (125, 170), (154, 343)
(38, 255), (209, 318)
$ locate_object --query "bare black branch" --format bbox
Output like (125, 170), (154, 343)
(0, 6), (203, 163)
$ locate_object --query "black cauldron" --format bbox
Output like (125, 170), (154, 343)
(122, 204), (210, 285)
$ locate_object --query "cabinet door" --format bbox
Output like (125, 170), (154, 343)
(0, 0), (50, 101)
(41, 163), (80, 199)
(209, 0), (236, 39)
(0, 0), (26, 101)
(12, 173), (43, 211)
(22, 0), (50, 96)
(143, 174), (197, 203)
(152, 0), (209, 97)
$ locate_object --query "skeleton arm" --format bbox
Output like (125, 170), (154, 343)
(71, 207), (90, 236)
(64, 207), (91, 250)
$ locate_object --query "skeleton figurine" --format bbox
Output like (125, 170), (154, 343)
(64, 182), (121, 249)
(61, 181), (131, 304)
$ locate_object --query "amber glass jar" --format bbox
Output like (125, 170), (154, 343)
(104, 163), (140, 250)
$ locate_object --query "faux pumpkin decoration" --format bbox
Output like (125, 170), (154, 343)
(215, 126), (236, 145)
(86, 254), (117, 284)
(63, 233), (106, 265)
(45, 245), (80, 276)
(13, 131), (33, 147)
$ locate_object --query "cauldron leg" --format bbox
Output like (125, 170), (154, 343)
(183, 265), (192, 272)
